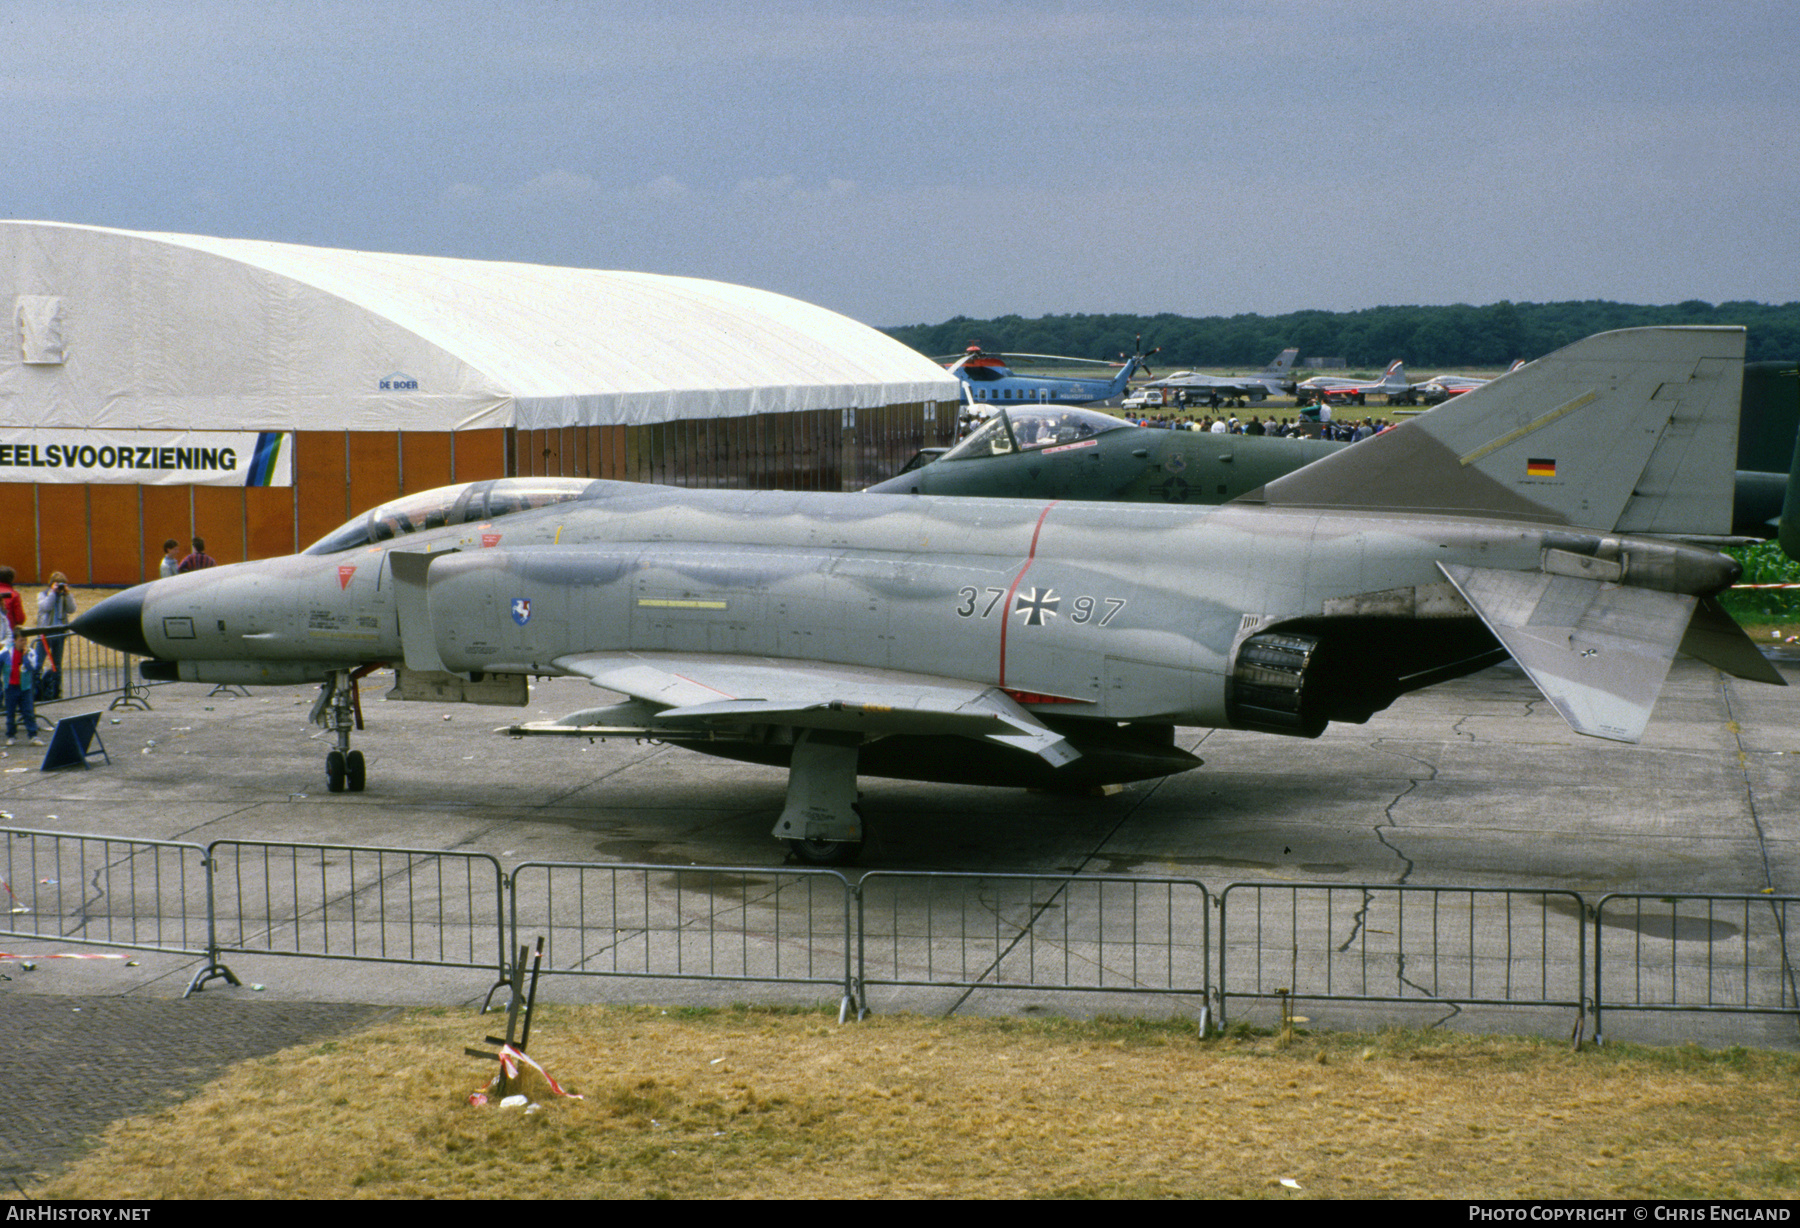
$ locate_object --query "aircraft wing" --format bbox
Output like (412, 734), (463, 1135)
(512, 651), (1080, 766)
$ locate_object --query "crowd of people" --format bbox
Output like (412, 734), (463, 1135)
(162, 536), (218, 576)
(0, 536), (217, 747)
(1123, 412), (1395, 442)
(0, 566), (50, 746)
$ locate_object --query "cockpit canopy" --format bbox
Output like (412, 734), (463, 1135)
(940, 406), (1131, 462)
(303, 478), (600, 555)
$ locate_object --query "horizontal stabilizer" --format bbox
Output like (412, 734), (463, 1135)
(1679, 597), (1788, 686)
(1439, 563), (1695, 743)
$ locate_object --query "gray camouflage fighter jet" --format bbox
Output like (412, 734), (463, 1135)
(77, 327), (1782, 864)
(1136, 348), (1301, 407)
(865, 399), (1793, 541)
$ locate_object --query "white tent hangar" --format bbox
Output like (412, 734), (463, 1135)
(0, 221), (960, 583)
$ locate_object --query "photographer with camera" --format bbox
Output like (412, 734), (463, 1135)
(36, 571), (76, 702)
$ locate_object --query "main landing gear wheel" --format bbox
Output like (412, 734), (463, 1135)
(786, 838), (864, 867)
(775, 733), (865, 866)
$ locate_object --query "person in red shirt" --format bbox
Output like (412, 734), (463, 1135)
(178, 537), (218, 573)
(0, 567), (24, 631)
(0, 566), (39, 744)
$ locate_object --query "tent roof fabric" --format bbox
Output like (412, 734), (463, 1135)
(0, 221), (957, 431)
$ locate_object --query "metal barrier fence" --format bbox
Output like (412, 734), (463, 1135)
(204, 840), (510, 994)
(1593, 892), (1800, 1043)
(1, 827), (210, 959)
(1218, 883), (1589, 1035)
(509, 861), (857, 1015)
(35, 633), (153, 710)
(6, 823), (1797, 1044)
(856, 872), (1211, 1020)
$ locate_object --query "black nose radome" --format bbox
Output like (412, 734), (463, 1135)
(73, 586), (151, 658)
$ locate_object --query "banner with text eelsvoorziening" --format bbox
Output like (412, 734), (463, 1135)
(0, 430), (293, 487)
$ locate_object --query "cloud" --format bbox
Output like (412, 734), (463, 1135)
(637, 176), (691, 202)
(6, 0), (1793, 326)
(510, 169), (603, 203)
(732, 176), (857, 203)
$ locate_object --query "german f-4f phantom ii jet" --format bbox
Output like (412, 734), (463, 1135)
(76, 327), (1781, 864)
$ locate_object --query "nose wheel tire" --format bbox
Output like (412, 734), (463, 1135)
(326, 749), (367, 793)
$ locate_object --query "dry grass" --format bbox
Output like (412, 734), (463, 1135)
(16, 1005), (1800, 1200)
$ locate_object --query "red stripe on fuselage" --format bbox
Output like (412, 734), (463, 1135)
(998, 502), (1058, 688)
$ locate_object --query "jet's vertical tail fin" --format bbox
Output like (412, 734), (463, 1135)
(1262, 347), (1299, 375)
(1246, 326), (1746, 533)
(1381, 359), (1407, 390)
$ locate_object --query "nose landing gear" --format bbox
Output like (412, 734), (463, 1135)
(325, 747), (366, 793)
(312, 666), (380, 793)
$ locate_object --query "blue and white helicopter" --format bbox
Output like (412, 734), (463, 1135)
(944, 338), (1159, 410)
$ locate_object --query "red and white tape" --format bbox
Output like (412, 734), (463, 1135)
(469, 1043), (583, 1105)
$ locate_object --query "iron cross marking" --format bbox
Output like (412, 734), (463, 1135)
(1014, 587), (1060, 626)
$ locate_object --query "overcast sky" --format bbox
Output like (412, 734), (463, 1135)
(5, 0), (1796, 328)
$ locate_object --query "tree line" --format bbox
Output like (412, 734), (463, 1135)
(882, 301), (1800, 370)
